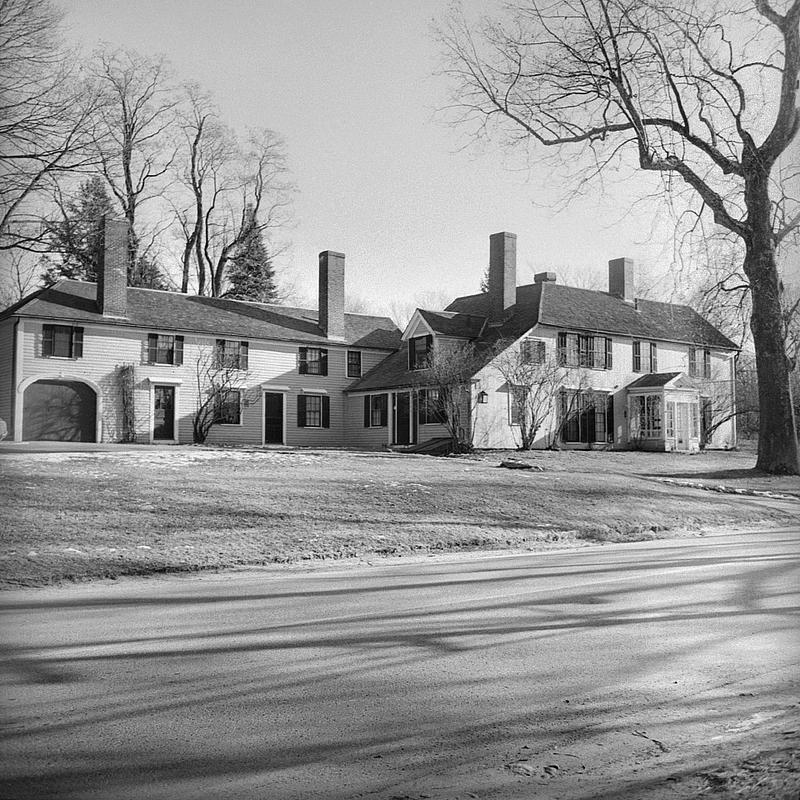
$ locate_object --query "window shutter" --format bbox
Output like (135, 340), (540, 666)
(606, 395), (615, 442)
(42, 325), (54, 357)
(650, 342), (658, 372)
(320, 349), (328, 376)
(632, 341), (641, 371)
(605, 338), (612, 370)
(174, 335), (184, 366)
(322, 395), (330, 428)
(297, 395), (307, 427)
(535, 340), (545, 364)
(364, 396), (371, 427)
(299, 347), (308, 374)
(688, 348), (697, 377)
(379, 394), (388, 427)
(215, 339), (225, 369)
(148, 333), (158, 363)
(240, 341), (249, 370)
(557, 332), (567, 365)
(703, 349), (711, 379)
(72, 327), (84, 359)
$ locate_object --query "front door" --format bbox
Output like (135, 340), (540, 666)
(675, 402), (690, 450)
(264, 392), (284, 444)
(153, 385), (175, 440)
(393, 391), (416, 445)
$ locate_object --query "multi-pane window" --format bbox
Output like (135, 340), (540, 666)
(363, 394), (388, 427)
(215, 340), (249, 370)
(297, 394), (330, 428)
(418, 388), (445, 425)
(557, 332), (612, 369)
(688, 347), (711, 379)
(408, 335), (433, 370)
(347, 350), (362, 378)
(520, 339), (546, 365)
(630, 395), (662, 438)
(214, 389), (241, 425)
(632, 340), (658, 373)
(147, 333), (184, 365)
(42, 324), (83, 358)
(299, 347), (328, 376)
(560, 390), (612, 443)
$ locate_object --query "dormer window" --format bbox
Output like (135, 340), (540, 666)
(408, 335), (432, 370)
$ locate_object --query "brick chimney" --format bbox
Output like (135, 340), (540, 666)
(534, 271), (557, 284)
(608, 257), (634, 303)
(98, 216), (128, 318)
(318, 250), (345, 340)
(488, 231), (517, 323)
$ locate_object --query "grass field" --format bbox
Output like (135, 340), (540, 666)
(1, 444), (797, 587)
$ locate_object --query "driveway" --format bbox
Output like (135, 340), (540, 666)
(1, 529), (798, 799)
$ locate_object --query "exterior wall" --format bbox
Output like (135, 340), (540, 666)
(470, 324), (737, 451)
(12, 317), (394, 446)
(0, 318), (16, 438)
(345, 393), (391, 450)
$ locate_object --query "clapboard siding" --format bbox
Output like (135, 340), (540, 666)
(345, 393), (390, 450)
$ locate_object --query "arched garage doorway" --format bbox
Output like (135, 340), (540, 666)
(22, 379), (98, 442)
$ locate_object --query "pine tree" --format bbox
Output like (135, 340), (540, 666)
(43, 176), (115, 283)
(224, 207), (278, 303)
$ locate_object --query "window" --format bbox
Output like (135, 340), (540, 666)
(520, 339), (546, 364)
(42, 324), (83, 359)
(297, 394), (330, 428)
(347, 350), (362, 378)
(630, 394), (663, 438)
(557, 333), (612, 369)
(632, 341), (658, 373)
(509, 386), (523, 426)
(147, 333), (184, 365)
(299, 347), (328, 376)
(689, 347), (711, 379)
(214, 389), (241, 425)
(418, 388), (445, 425)
(408, 335), (433, 370)
(215, 340), (249, 370)
(363, 394), (388, 427)
(560, 390), (612, 443)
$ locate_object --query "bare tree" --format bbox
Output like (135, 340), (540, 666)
(192, 342), (250, 444)
(0, 250), (41, 307)
(89, 46), (179, 285)
(440, 0), (800, 474)
(0, 0), (100, 252)
(492, 339), (568, 449)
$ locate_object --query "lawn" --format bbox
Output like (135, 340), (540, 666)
(1, 444), (797, 587)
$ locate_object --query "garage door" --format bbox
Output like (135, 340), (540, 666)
(22, 380), (97, 442)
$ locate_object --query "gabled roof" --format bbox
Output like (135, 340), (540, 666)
(347, 280), (737, 393)
(2, 280), (402, 350)
(416, 309), (486, 339)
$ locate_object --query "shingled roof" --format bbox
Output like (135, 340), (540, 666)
(2, 280), (402, 350)
(347, 280), (737, 393)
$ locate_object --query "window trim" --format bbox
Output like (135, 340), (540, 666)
(215, 339), (249, 371)
(363, 393), (388, 428)
(408, 335), (433, 371)
(418, 388), (446, 425)
(632, 340), (658, 373)
(214, 388), (243, 426)
(42, 324), (84, 359)
(557, 332), (612, 370)
(347, 350), (362, 378)
(299, 346), (328, 376)
(297, 393), (330, 428)
(147, 333), (184, 366)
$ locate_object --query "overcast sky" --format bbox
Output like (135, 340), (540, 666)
(59, 0), (795, 316)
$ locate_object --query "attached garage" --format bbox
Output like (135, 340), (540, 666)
(22, 380), (97, 442)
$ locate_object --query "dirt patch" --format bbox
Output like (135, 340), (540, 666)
(1, 445), (796, 587)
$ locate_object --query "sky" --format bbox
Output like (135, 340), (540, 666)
(58, 0), (797, 318)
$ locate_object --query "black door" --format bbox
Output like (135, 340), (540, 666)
(394, 392), (411, 444)
(153, 385), (175, 440)
(264, 392), (284, 444)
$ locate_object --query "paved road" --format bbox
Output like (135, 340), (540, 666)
(1, 529), (798, 799)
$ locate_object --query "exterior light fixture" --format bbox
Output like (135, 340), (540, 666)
(477, 391), (489, 404)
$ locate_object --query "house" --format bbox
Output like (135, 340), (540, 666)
(0, 224), (738, 451)
(346, 232), (739, 452)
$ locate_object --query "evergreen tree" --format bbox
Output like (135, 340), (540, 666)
(224, 207), (278, 303)
(43, 176), (115, 283)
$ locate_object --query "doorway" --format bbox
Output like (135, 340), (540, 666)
(153, 385), (175, 440)
(263, 392), (284, 444)
(392, 391), (417, 445)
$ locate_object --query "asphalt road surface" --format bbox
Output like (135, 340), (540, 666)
(1, 529), (798, 800)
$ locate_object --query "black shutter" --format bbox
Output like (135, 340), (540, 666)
(605, 338), (612, 370)
(408, 339), (415, 370)
(72, 327), (84, 359)
(215, 339), (224, 369)
(299, 347), (308, 374)
(557, 332), (567, 365)
(297, 395), (307, 427)
(174, 335), (184, 366)
(606, 395), (615, 442)
(322, 396), (330, 428)
(42, 325), (54, 357)
(240, 341), (249, 370)
(148, 333), (158, 363)
(320, 349), (328, 376)
(632, 340), (641, 371)
(650, 342), (658, 372)
(364, 396), (371, 427)
(379, 394), (388, 427)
